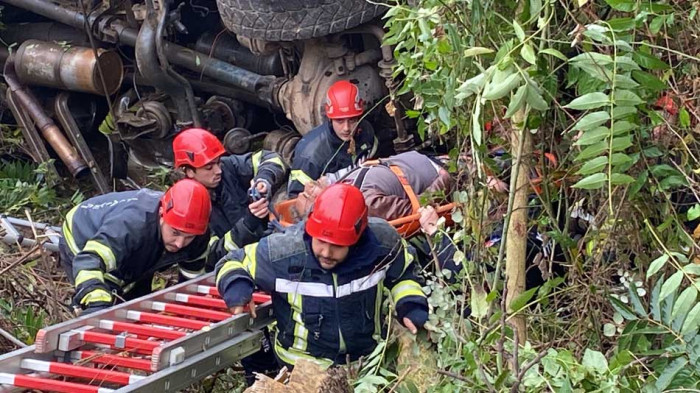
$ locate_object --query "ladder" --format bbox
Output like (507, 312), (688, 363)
(0, 273), (273, 393)
(1, 214), (62, 253)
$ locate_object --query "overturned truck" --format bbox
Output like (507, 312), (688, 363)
(0, 0), (416, 192)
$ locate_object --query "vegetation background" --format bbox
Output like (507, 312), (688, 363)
(1, 0), (699, 392)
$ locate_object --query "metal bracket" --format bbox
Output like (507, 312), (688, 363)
(0, 215), (61, 253)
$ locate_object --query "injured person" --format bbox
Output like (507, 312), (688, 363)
(294, 151), (453, 222)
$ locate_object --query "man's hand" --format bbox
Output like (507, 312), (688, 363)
(248, 198), (269, 218)
(418, 206), (439, 236)
(402, 317), (418, 334)
(254, 180), (269, 194)
(229, 299), (257, 318)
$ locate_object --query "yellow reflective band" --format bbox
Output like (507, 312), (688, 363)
(179, 266), (204, 279)
(391, 280), (425, 302)
(252, 151), (263, 176)
(83, 240), (117, 271)
(224, 231), (238, 252)
(80, 288), (112, 306)
(288, 292), (308, 351)
(216, 260), (245, 285)
(62, 206), (80, 254)
(241, 243), (259, 279)
(208, 235), (220, 247)
(262, 156), (286, 169)
(290, 169), (313, 186)
(274, 340), (333, 369)
(75, 270), (105, 287)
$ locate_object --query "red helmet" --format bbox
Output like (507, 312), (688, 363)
(324, 80), (364, 119)
(305, 183), (368, 246)
(160, 179), (211, 235)
(173, 128), (226, 168)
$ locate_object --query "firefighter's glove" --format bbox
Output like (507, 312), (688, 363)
(76, 286), (114, 311)
(221, 279), (255, 311)
(396, 303), (428, 334)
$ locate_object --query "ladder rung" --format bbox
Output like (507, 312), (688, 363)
(194, 286), (271, 303)
(20, 359), (144, 385)
(126, 310), (211, 330)
(71, 351), (152, 372)
(151, 302), (230, 321)
(0, 372), (114, 393)
(80, 330), (161, 353)
(99, 320), (187, 340)
(174, 293), (227, 309)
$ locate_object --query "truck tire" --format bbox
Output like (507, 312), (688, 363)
(216, 0), (387, 41)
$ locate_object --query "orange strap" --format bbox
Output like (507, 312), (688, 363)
(388, 165), (420, 214)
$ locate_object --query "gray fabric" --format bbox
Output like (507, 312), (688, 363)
(344, 151), (440, 197)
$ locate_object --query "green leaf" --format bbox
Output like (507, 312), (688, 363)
(575, 141), (607, 161)
(672, 286), (698, 331)
(471, 286), (489, 319)
(455, 72), (488, 100)
(611, 135), (633, 151)
(526, 84), (549, 111)
(631, 70), (668, 92)
(520, 43), (537, 65)
(570, 52), (613, 66)
(540, 48), (567, 61)
(655, 357), (689, 391)
(681, 302), (700, 336)
(438, 106), (451, 127)
(610, 173), (635, 185)
(611, 120), (635, 135)
(603, 323), (616, 337)
(659, 270), (683, 302)
(611, 296), (638, 320)
(513, 20), (525, 41)
(612, 106), (637, 120)
(564, 92), (610, 110)
(633, 51), (670, 70)
(574, 111), (610, 131)
(607, 17), (636, 31)
(577, 156), (608, 175)
(613, 75), (639, 89)
(472, 103), (482, 145)
(650, 277), (663, 320)
(687, 204), (700, 221)
(582, 349), (608, 375)
(573, 173), (606, 189)
(505, 85), (527, 118)
(509, 286), (539, 311)
(483, 73), (522, 101)
(604, 0), (636, 12)
(613, 90), (643, 106)
(647, 254), (669, 279)
(679, 107), (690, 129)
(464, 47), (495, 57)
(627, 283), (647, 316)
(610, 153), (632, 166)
(649, 16), (665, 35)
(575, 126), (609, 146)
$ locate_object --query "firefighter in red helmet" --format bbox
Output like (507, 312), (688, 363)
(287, 80), (378, 198)
(59, 179), (213, 314)
(216, 184), (428, 368)
(172, 128), (287, 243)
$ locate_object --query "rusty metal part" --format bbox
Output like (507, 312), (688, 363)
(14, 40), (123, 95)
(263, 129), (300, 166)
(114, 100), (172, 140)
(276, 39), (386, 134)
(53, 92), (111, 193)
(202, 96), (252, 137)
(2, 88), (59, 182)
(4, 57), (88, 178)
(0, 23), (90, 47)
(195, 32), (284, 76)
(223, 127), (252, 154)
(235, 36), (282, 57)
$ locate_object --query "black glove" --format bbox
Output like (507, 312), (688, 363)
(81, 303), (110, 315)
(396, 302), (429, 329)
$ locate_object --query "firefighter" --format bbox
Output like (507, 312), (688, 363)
(59, 179), (212, 314)
(215, 184), (429, 368)
(172, 128), (287, 244)
(287, 80), (378, 197)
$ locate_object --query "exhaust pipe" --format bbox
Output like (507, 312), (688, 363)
(4, 57), (89, 178)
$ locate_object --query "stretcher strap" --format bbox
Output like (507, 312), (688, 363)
(388, 165), (420, 214)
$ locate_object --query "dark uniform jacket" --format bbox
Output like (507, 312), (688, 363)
(59, 189), (210, 308)
(215, 218), (428, 367)
(288, 120), (377, 197)
(209, 151), (287, 244)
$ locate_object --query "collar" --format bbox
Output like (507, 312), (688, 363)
(303, 227), (380, 274)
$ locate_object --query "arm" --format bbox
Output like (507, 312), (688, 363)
(384, 238), (429, 332)
(215, 238), (275, 308)
(176, 233), (209, 281)
(251, 150), (288, 195)
(288, 156), (320, 198)
(363, 188), (415, 221)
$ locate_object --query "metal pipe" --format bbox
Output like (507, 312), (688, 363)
(0, 23), (89, 47)
(14, 40), (124, 95)
(3, 58), (88, 178)
(194, 32), (284, 76)
(2, 0), (278, 103)
(135, 1), (192, 123)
